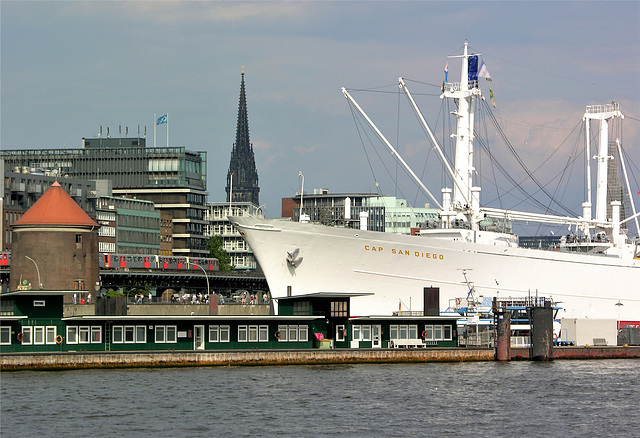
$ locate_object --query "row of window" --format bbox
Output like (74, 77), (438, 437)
(1, 323), (452, 346)
(388, 324), (452, 341)
(96, 211), (117, 221)
(117, 230), (161, 245)
(348, 324), (453, 342)
(118, 215), (160, 229)
(99, 242), (116, 252)
(98, 226), (116, 237)
(1, 326), (61, 345)
(1, 324), (311, 346)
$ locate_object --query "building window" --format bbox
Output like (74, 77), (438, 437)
(330, 300), (348, 317)
(0, 327), (10, 345)
(76, 234), (83, 249)
(219, 325), (229, 342)
(248, 326), (258, 342)
(46, 326), (57, 344)
(0, 299), (14, 316)
(20, 327), (33, 345)
(443, 325), (452, 340)
(238, 325), (248, 342)
(434, 325), (443, 340)
(293, 301), (310, 316)
(288, 325), (298, 342)
(79, 326), (90, 343)
(336, 324), (345, 342)
(91, 327), (102, 343)
(362, 325), (371, 341)
(33, 326), (45, 345)
(352, 325), (361, 341)
(113, 326), (123, 343)
(124, 326), (135, 343)
(67, 326), (78, 344)
(258, 326), (268, 342)
(155, 325), (177, 344)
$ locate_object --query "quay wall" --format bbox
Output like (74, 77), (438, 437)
(2, 346), (639, 371)
(1, 348), (493, 371)
(511, 346), (640, 360)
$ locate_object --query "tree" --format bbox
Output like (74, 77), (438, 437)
(208, 235), (234, 271)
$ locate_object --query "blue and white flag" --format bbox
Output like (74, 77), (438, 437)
(156, 114), (167, 125)
(478, 60), (492, 81)
(444, 60), (449, 83)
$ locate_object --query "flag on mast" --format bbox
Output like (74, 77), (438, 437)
(444, 60), (449, 83)
(154, 114), (169, 146)
(478, 60), (492, 81)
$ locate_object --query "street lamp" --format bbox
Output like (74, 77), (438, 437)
(257, 204), (267, 218)
(615, 300), (624, 322)
(298, 171), (304, 222)
(190, 261), (210, 297)
(24, 255), (42, 289)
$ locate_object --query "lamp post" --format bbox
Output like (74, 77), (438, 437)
(298, 171), (304, 222)
(257, 204), (267, 218)
(190, 261), (210, 297)
(24, 255), (42, 289)
(615, 300), (624, 323)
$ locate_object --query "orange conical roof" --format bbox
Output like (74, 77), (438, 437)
(13, 181), (99, 227)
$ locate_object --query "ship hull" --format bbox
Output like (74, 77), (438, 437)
(231, 216), (640, 320)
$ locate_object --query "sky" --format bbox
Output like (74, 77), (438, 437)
(2, 1), (639, 229)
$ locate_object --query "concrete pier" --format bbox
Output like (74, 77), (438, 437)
(1, 348), (492, 371)
(2, 346), (639, 371)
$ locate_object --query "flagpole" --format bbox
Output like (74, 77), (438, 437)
(153, 113), (156, 147)
(166, 113), (169, 147)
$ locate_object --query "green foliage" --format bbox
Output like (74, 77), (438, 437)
(105, 290), (125, 297)
(122, 281), (150, 298)
(208, 235), (234, 271)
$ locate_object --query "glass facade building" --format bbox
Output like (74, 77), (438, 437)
(1, 137), (208, 256)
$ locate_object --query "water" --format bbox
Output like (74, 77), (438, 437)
(1, 360), (638, 437)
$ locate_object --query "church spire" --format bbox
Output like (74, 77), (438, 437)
(226, 68), (260, 205)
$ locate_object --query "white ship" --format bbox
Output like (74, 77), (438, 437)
(231, 41), (640, 321)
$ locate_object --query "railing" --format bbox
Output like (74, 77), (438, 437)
(510, 336), (531, 348)
(585, 102), (619, 114)
(444, 80), (480, 92)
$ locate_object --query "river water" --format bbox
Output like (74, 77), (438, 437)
(1, 359), (638, 437)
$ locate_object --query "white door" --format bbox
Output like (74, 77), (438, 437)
(372, 325), (382, 348)
(194, 325), (205, 350)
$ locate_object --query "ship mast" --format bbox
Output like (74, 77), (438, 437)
(442, 40), (483, 228)
(583, 103), (623, 225)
